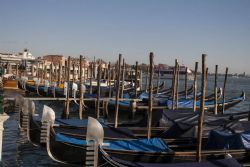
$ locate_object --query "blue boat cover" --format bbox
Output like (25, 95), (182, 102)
(55, 133), (171, 152)
(167, 94), (244, 109)
(26, 84), (36, 92)
(56, 133), (87, 145)
(123, 93), (130, 99)
(108, 100), (130, 106)
(102, 138), (171, 152)
(206, 130), (250, 150)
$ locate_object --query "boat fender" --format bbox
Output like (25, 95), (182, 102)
(41, 105), (55, 125)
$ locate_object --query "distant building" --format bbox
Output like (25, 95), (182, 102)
(155, 64), (169, 70)
(43, 55), (66, 66)
(42, 55), (90, 68)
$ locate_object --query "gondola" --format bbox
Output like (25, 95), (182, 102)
(126, 82), (165, 98)
(158, 84), (193, 96)
(24, 99), (250, 148)
(106, 88), (222, 118)
(139, 85), (194, 101)
(45, 117), (250, 165)
(100, 148), (242, 167)
(167, 91), (245, 112)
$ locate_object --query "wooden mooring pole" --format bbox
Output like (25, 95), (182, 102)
(121, 59), (125, 98)
(140, 69), (143, 91)
(89, 63), (93, 94)
(135, 61), (138, 98)
(77, 65), (80, 81)
(114, 54), (122, 128)
(41, 63), (44, 83)
(54, 64), (57, 82)
(222, 67), (228, 114)
(147, 52), (154, 139)
(64, 60), (67, 83)
(185, 67), (188, 99)
(50, 63), (52, 83)
(145, 66), (149, 92)
(196, 54), (207, 162)
(63, 56), (71, 119)
(214, 65), (218, 115)
(206, 67), (209, 80)
(175, 62), (179, 109)
(156, 69), (160, 94)
(73, 63), (75, 82)
(96, 64), (101, 118)
(130, 70), (133, 87)
(44, 63), (47, 80)
(108, 62), (112, 98)
(171, 59), (178, 110)
(31, 64), (34, 77)
(79, 55), (84, 119)
(58, 62), (62, 84)
(16, 63), (19, 76)
(193, 62), (198, 112)
(83, 62), (86, 84)
(86, 64), (89, 79)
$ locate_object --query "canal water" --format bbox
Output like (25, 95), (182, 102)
(1, 76), (250, 166)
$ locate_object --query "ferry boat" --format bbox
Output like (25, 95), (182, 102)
(0, 49), (35, 89)
(155, 65), (193, 80)
(0, 49), (35, 61)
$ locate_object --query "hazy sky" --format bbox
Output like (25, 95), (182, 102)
(1, 0), (250, 74)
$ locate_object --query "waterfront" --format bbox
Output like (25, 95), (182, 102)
(1, 75), (249, 166)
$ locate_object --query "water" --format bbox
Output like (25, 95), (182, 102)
(2, 76), (250, 166)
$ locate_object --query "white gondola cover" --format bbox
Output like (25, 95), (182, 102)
(72, 82), (78, 98)
(64, 82), (68, 96)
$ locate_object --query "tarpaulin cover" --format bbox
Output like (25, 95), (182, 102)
(26, 84), (36, 92)
(56, 133), (87, 145)
(159, 109), (250, 138)
(103, 138), (171, 152)
(167, 93), (244, 109)
(206, 130), (250, 149)
(55, 133), (171, 152)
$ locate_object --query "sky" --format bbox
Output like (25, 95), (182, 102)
(1, 0), (250, 74)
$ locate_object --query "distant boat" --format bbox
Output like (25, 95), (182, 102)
(0, 48), (35, 61)
(154, 65), (193, 80)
